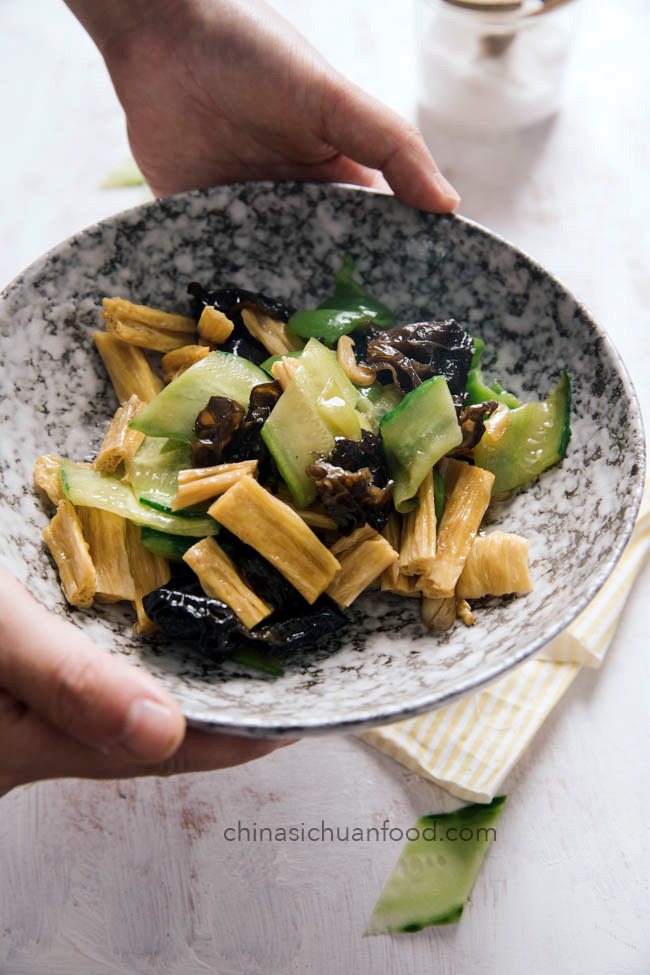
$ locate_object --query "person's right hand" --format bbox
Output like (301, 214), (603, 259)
(0, 567), (291, 799)
(65, 0), (460, 211)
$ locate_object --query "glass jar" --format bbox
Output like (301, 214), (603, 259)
(415, 0), (582, 135)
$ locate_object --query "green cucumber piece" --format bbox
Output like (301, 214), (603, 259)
(379, 376), (462, 512)
(261, 338), (363, 506)
(466, 367), (521, 410)
(140, 527), (201, 560)
(299, 338), (359, 409)
(126, 436), (191, 508)
(474, 371), (571, 494)
(131, 350), (267, 440)
(355, 382), (403, 435)
(365, 797), (506, 935)
(160, 438), (186, 455)
(297, 338), (361, 440)
(60, 460), (218, 536)
(259, 349), (303, 377)
(261, 374), (332, 508)
(139, 498), (209, 518)
(310, 376), (361, 440)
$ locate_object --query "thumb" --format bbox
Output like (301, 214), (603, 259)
(0, 567), (185, 763)
(319, 77), (460, 213)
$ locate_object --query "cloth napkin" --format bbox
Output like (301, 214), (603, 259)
(360, 481), (650, 803)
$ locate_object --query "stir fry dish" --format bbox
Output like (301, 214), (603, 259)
(34, 256), (571, 674)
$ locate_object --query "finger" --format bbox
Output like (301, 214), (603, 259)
(152, 148), (396, 202)
(0, 695), (296, 795)
(0, 567), (185, 763)
(297, 154), (395, 195)
(150, 727), (299, 777)
(138, 728), (298, 775)
(320, 78), (460, 213)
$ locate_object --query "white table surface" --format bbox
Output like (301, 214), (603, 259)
(1, 1), (649, 972)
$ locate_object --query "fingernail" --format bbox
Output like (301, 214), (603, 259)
(121, 698), (180, 761)
(433, 171), (461, 209)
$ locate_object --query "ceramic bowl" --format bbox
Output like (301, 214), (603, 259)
(0, 182), (644, 736)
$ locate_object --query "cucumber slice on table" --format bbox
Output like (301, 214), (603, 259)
(379, 375), (462, 513)
(131, 351), (267, 441)
(365, 797), (506, 935)
(474, 371), (571, 494)
(60, 460), (218, 537)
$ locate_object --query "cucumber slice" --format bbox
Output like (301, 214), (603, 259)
(261, 376), (332, 508)
(297, 339), (361, 439)
(126, 436), (191, 508)
(131, 350), (267, 441)
(379, 376), (462, 512)
(311, 376), (361, 440)
(160, 438), (186, 455)
(356, 382), (402, 434)
(365, 797), (506, 935)
(140, 526), (202, 560)
(261, 338), (363, 506)
(474, 372), (571, 494)
(60, 460), (218, 536)
(299, 338), (359, 407)
(139, 498), (209, 518)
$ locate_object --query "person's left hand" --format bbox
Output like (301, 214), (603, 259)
(0, 567), (293, 798)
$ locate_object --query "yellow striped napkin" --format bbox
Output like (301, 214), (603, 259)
(360, 481), (650, 804)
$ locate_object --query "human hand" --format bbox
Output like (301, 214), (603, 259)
(66, 0), (459, 211)
(0, 567), (291, 798)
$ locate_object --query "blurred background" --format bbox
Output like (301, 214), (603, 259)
(1, 1), (649, 972)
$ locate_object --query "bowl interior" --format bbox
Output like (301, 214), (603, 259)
(0, 182), (644, 735)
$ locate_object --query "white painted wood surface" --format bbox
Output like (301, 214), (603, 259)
(1, 1), (649, 971)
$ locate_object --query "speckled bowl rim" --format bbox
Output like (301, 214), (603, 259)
(1, 181), (645, 737)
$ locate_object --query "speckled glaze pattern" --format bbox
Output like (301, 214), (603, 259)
(0, 183), (644, 737)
